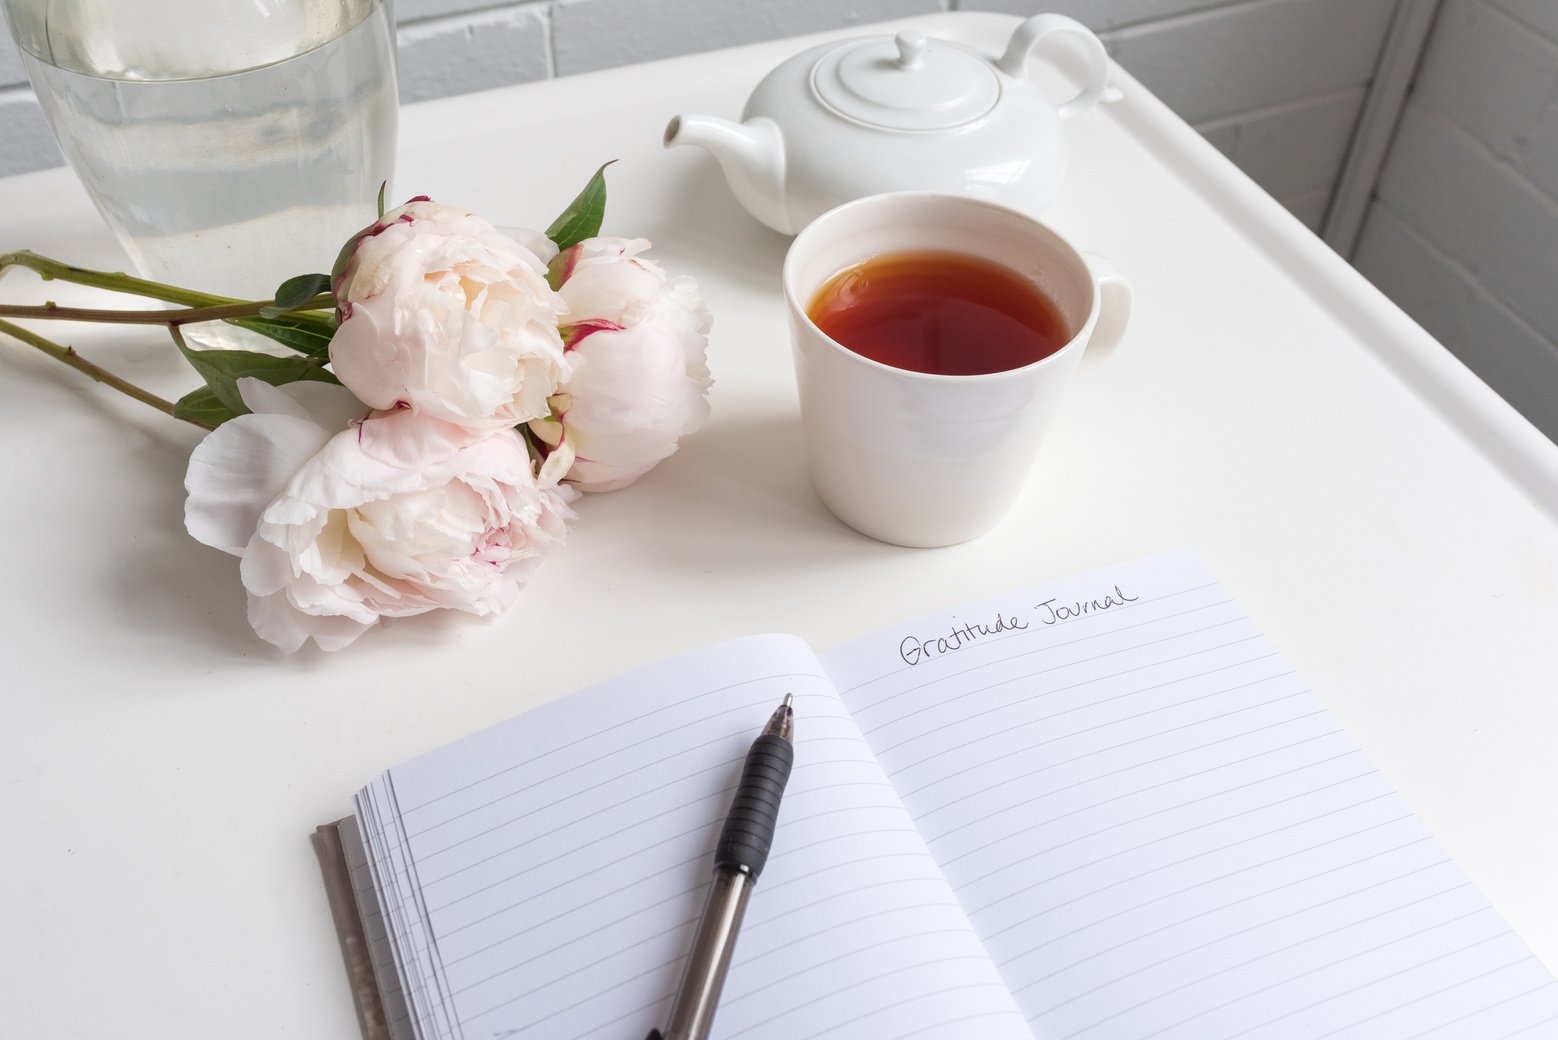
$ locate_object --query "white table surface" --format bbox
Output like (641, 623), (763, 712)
(3, 13), (1556, 1037)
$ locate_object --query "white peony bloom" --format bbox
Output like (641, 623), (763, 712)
(184, 378), (576, 653)
(530, 237), (712, 492)
(329, 200), (572, 430)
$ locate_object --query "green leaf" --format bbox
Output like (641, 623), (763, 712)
(174, 343), (341, 415)
(260, 273), (332, 318)
(172, 385), (242, 427)
(377, 181), (387, 219)
(230, 313), (336, 356)
(545, 161), (615, 250)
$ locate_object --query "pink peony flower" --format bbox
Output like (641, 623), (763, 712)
(530, 237), (712, 492)
(329, 199), (572, 430)
(184, 378), (576, 652)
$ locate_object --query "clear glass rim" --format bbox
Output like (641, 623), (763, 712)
(3, 0), (385, 82)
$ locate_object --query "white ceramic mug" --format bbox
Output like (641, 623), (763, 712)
(783, 192), (1132, 548)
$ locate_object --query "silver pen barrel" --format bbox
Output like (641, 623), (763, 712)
(661, 867), (754, 1040)
(652, 694), (794, 1040)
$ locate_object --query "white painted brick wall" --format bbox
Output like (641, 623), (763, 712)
(964, 0), (1241, 31)
(1198, 89), (1366, 200)
(398, 5), (552, 101)
(397, 0), (515, 21)
(1352, 0), (1558, 439)
(1407, 0), (1558, 203)
(0, 0), (1391, 240)
(550, 0), (944, 76)
(1376, 104), (1558, 340)
(1281, 187), (1331, 227)
(1100, 0), (1394, 122)
(1489, 0), (1558, 41)
(1356, 204), (1558, 433)
(1085, 0), (1393, 230)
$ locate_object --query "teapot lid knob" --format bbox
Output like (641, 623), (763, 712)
(811, 30), (999, 131)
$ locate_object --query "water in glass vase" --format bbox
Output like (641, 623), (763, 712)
(14, 0), (397, 350)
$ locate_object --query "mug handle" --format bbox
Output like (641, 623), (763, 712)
(996, 14), (1110, 120)
(1079, 252), (1133, 376)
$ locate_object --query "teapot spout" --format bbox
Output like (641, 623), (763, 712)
(664, 114), (791, 233)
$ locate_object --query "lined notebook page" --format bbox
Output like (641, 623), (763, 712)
(822, 552), (1558, 1040)
(355, 634), (1033, 1040)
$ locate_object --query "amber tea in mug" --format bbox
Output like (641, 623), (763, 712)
(784, 192), (1132, 547)
(805, 249), (1071, 376)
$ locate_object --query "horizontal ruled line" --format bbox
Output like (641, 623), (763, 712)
(987, 830), (1435, 952)
(410, 711), (858, 845)
(1120, 921), (1511, 1040)
(425, 780), (898, 910)
(727, 966), (1005, 1039)
(1319, 969), (1552, 1039)
(1489, 1010), (1558, 1040)
(1037, 882), (1477, 1016)
(401, 671), (831, 815)
(873, 644), (1281, 760)
(1010, 859), (1462, 994)
(932, 736), (1355, 857)
(797, 995), (1028, 1040)
(904, 701), (1321, 808)
(738, 900), (970, 973)
(721, 928), (976, 1008)
(934, 750), (1364, 871)
(964, 792), (1400, 919)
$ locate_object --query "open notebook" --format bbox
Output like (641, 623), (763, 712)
(320, 552), (1558, 1040)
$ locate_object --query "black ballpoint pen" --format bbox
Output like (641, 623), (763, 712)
(648, 693), (795, 1040)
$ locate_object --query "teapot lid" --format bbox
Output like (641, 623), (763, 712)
(811, 30), (1000, 132)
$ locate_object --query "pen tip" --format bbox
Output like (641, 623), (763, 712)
(763, 694), (795, 740)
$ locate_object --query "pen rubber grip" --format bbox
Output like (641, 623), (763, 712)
(715, 733), (793, 879)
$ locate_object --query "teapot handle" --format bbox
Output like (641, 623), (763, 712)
(996, 14), (1109, 120)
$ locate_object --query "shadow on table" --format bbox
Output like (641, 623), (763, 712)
(99, 425), (284, 664)
(116, 538), (270, 661)
(100, 399), (894, 662)
(599, 408), (908, 570)
(634, 161), (793, 292)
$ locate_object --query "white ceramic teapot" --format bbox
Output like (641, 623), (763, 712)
(663, 14), (1109, 234)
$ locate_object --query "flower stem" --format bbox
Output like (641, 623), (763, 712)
(0, 251), (336, 338)
(0, 317), (213, 431)
(0, 297), (334, 327)
(1, 249), (239, 308)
